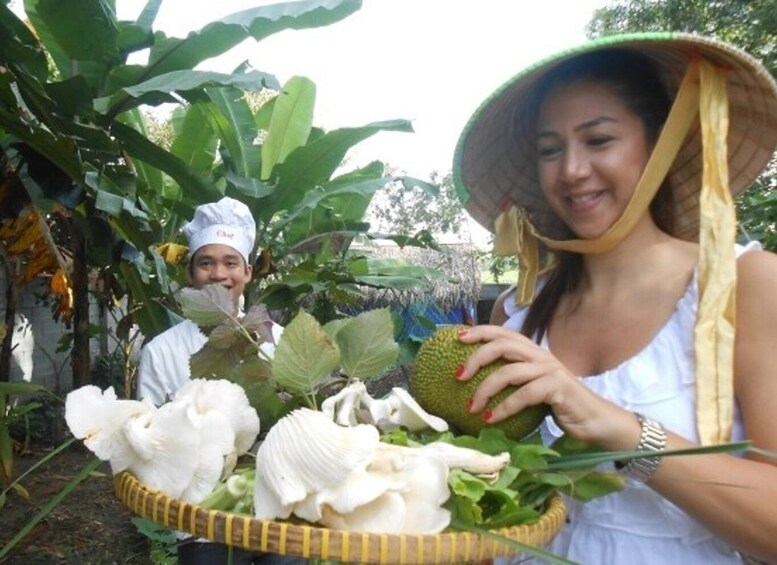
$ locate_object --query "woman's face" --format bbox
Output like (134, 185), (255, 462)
(189, 243), (252, 304)
(535, 79), (652, 239)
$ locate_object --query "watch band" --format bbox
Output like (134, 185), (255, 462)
(616, 413), (666, 482)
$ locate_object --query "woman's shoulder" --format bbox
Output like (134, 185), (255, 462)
(736, 245), (777, 295)
(490, 285), (517, 325)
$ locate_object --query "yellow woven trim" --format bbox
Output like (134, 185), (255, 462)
(301, 525), (311, 557)
(164, 495), (172, 526)
(207, 510), (216, 541)
(399, 534), (407, 565)
(380, 533), (389, 564)
(242, 516), (250, 548)
(260, 521), (270, 551)
(340, 530), (349, 562)
(188, 504), (196, 536)
(695, 59), (735, 445)
(321, 528), (330, 560)
(279, 522), (288, 554)
(177, 501), (185, 531)
(360, 533), (369, 563)
(225, 513), (234, 546)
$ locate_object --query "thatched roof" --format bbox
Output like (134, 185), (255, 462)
(356, 243), (482, 311)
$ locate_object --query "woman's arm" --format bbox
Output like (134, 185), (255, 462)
(459, 251), (777, 560)
(646, 250), (777, 561)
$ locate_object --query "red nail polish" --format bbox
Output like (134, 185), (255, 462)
(457, 328), (469, 338)
(454, 365), (466, 379)
(466, 398), (474, 412)
(482, 409), (493, 423)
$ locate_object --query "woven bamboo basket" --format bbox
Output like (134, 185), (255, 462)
(115, 472), (566, 564)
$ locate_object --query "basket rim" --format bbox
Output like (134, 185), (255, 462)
(114, 471), (566, 564)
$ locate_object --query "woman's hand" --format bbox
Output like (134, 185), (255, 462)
(457, 324), (638, 451)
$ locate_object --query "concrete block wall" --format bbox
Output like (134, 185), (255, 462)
(1, 272), (110, 393)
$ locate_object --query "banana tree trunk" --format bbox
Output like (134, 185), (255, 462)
(0, 257), (18, 383)
(70, 226), (90, 388)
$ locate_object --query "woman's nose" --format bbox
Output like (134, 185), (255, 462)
(560, 144), (591, 183)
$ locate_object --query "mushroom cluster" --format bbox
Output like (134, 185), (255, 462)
(254, 407), (510, 534)
(321, 381), (449, 432)
(65, 379), (260, 503)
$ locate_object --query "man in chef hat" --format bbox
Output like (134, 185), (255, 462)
(137, 196), (280, 406)
(137, 197), (297, 564)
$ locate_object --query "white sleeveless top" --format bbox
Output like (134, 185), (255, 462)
(498, 242), (760, 564)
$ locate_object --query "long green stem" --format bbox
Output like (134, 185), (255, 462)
(0, 436), (77, 501)
(0, 455), (103, 559)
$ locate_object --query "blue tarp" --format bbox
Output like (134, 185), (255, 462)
(393, 301), (475, 342)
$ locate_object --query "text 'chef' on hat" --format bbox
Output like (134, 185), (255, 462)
(181, 197), (257, 264)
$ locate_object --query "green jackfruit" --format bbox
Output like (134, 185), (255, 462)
(410, 325), (548, 440)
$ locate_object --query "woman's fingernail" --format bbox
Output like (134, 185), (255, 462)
(482, 409), (493, 423)
(466, 398), (474, 412)
(457, 328), (469, 338)
(454, 365), (466, 380)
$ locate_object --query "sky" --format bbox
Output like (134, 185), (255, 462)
(115, 0), (609, 180)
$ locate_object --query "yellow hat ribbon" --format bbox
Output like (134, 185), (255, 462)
(493, 206), (539, 305)
(492, 58), (735, 444)
(694, 58), (735, 445)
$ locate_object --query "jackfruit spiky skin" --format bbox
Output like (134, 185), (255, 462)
(410, 325), (548, 440)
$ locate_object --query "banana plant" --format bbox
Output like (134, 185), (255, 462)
(177, 72), (445, 323)
(0, 0), (365, 385)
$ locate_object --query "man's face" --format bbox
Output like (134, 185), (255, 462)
(188, 244), (253, 304)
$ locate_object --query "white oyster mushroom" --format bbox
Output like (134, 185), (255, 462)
(254, 408), (453, 534)
(379, 387), (449, 432)
(320, 382), (449, 433)
(65, 386), (152, 464)
(359, 393), (393, 424)
(179, 408), (237, 502)
(65, 380), (253, 504)
(121, 401), (201, 498)
(322, 490), (408, 533)
(254, 408), (381, 520)
(292, 441), (451, 533)
(174, 378), (260, 454)
(417, 442), (511, 476)
(320, 381), (367, 426)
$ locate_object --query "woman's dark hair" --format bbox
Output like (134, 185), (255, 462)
(521, 49), (674, 341)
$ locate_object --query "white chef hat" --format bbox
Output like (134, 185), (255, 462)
(181, 197), (256, 264)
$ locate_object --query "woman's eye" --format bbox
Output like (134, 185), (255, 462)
(587, 135), (613, 147)
(537, 145), (561, 159)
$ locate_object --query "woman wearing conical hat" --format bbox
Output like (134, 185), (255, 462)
(453, 33), (777, 562)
